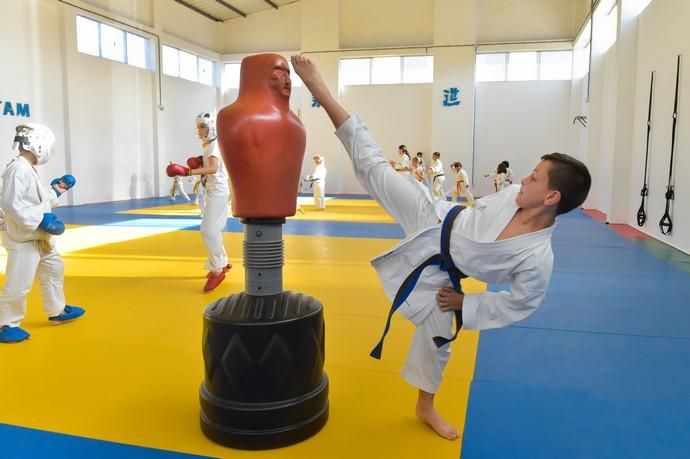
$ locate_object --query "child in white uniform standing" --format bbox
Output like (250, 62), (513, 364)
(166, 112), (231, 292)
(306, 154), (327, 210)
(0, 124), (85, 343)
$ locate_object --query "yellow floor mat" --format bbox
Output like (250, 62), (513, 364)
(0, 222), (480, 458)
(122, 198), (397, 224)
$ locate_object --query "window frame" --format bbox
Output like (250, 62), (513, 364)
(75, 15), (151, 70)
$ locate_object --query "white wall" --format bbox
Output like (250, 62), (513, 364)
(340, 84), (432, 193)
(478, 0), (578, 43)
(1, 0), (222, 205)
(475, 81), (572, 196)
(628, 0), (690, 252)
(339, 0), (434, 48)
(220, 2), (301, 54)
(1, 0), (68, 189)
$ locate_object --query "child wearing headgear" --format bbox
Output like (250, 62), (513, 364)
(0, 123), (85, 343)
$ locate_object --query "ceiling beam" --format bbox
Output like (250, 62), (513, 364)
(263, 0), (279, 9)
(216, 0), (247, 18)
(173, 0), (222, 22)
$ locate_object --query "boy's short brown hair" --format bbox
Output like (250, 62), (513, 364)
(541, 152), (591, 215)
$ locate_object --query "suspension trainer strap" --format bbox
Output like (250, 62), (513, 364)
(659, 56), (681, 235)
(637, 71), (655, 227)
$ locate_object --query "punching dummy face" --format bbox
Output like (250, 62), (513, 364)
(217, 54), (306, 218)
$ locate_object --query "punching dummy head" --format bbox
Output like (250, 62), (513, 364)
(217, 54), (306, 218)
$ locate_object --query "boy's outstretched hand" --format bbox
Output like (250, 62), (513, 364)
(436, 287), (464, 311)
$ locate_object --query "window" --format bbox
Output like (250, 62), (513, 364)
(76, 16), (99, 56)
(222, 63), (241, 90)
(507, 52), (537, 81)
(75, 16), (150, 69)
(340, 55), (434, 86)
(403, 56), (434, 83)
(476, 51), (574, 82)
(100, 23), (125, 63)
(198, 58), (214, 86)
(539, 51), (572, 80)
(573, 44), (590, 79)
(595, 4), (618, 53)
(476, 54), (506, 82)
(371, 56), (402, 84)
(631, 0), (653, 16)
(162, 45), (215, 86)
(340, 58), (371, 86)
(126, 33), (147, 69)
(162, 45), (179, 77)
(179, 50), (198, 82)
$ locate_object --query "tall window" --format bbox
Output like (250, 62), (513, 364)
(339, 55), (434, 86)
(75, 16), (150, 69)
(162, 45), (216, 86)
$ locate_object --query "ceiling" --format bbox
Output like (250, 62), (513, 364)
(173, 0), (300, 22)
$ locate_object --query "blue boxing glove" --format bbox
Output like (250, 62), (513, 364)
(51, 174), (76, 197)
(38, 213), (65, 235)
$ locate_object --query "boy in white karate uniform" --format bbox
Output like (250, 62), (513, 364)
(291, 54), (591, 440)
(0, 124), (85, 343)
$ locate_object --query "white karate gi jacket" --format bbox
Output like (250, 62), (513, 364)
(336, 114), (555, 331)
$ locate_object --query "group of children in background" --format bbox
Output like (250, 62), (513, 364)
(392, 146), (516, 205)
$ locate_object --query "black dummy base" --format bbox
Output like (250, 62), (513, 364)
(200, 290), (329, 450)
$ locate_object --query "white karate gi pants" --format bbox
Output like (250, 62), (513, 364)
(201, 190), (229, 273)
(343, 124), (454, 394)
(313, 180), (326, 209)
(0, 234), (65, 328)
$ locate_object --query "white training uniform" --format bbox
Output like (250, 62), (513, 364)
(429, 158), (446, 199)
(0, 156), (66, 327)
(310, 163), (327, 209)
(397, 154), (411, 173)
(336, 114), (555, 393)
(451, 167), (474, 206)
(505, 167), (514, 185)
(170, 176), (190, 201)
(200, 140), (230, 273)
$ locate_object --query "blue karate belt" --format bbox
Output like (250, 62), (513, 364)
(370, 205), (467, 360)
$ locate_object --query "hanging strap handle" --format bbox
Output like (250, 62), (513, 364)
(637, 71), (655, 227)
(659, 56), (681, 235)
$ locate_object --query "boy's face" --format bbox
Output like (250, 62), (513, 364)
(196, 123), (209, 139)
(516, 160), (560, 211)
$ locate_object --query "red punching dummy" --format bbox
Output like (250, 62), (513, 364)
(217, 54), (306, 218)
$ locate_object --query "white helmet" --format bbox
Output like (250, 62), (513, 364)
(12, 123), (56, 165)
(195, 112), (217, 141)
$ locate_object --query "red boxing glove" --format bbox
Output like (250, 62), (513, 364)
(186, 155), (203, 170)
(166, 162), (190, 177)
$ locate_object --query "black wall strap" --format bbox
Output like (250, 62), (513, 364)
(659, 55), (682, 235)
(637, 71), (655, 227)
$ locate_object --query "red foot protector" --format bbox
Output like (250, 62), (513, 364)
(217, 53), (306, 218)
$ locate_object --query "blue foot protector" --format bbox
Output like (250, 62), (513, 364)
(49, 306), (85, 324)
(0, 325), (30, 343)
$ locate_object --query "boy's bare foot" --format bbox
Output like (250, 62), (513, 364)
(416, 390), (459, 441)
